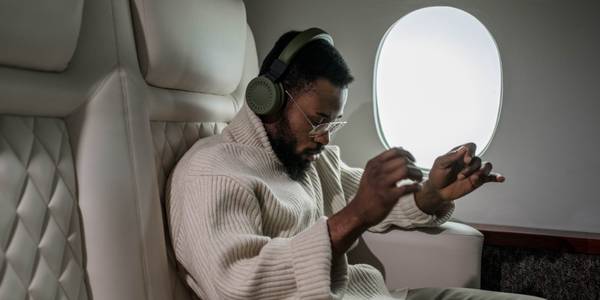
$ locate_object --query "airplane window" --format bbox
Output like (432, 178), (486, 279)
(374, 6), (502, 170)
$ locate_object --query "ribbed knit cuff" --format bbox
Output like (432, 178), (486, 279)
(397, 193), (454, 227)
(368, 193), (456, 232)
(434, 200), (456, 224)
(397, 193), (435, 224)
(290, 216), (333, 299)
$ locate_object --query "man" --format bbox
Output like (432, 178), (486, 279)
(167, 29), (543, 300)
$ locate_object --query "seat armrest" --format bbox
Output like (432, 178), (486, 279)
(347, 221), (483, 290)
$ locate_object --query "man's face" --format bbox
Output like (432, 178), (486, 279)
(268, 78), (347, 180)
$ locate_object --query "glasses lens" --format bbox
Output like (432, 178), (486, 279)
(309, 121), (347, 137)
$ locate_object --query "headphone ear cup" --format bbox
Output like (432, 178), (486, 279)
(245, 76), (284, 116)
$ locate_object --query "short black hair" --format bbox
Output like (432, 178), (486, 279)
(260, 30), (354, 95)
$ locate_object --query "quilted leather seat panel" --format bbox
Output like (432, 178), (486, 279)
(151, 121), (228, 199)
(0, 116), (88, 299)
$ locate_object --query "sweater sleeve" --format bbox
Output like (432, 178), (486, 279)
(170, 175), (334, 300)
(339, 159), (454, 232)
(345, 264), (392, 298)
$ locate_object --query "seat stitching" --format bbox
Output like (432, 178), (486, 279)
(3, 118), (86, 278)
(27, 120), (76, 199)
(47, 122), (64, 204)
(31, 204), (76, 300)
(2, 261), (29, 297)
(151, 122), (166, 185)
(162, 121), (172, 177)
(26, 126), (86, 269)
(1, 204), (46, 294)
(15, 117), (36, 170)
(163, 124), (178, 171)
(0, 131), (29, 208)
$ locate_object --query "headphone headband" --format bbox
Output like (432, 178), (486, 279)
(246, 28), (334, 116)
(267, 28), (334, 81)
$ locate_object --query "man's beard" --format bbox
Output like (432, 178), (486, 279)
(267, 115), (320, 181)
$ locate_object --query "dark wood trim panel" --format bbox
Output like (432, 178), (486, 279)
(468, 223), (600, 255)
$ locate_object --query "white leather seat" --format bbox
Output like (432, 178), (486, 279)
(127, 0), (258, 298)
(1, 0), (93, 298)
(1, 0), (174, 298)
(1, 0), (254, 298)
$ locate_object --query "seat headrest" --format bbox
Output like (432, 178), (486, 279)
(131, 0), (247, 95)
(0, 0), (84, 72)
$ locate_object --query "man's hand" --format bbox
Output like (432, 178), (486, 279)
(350, 147), (424, 228)
(327, 147), (422, 257)
(415, 143), (506, 214)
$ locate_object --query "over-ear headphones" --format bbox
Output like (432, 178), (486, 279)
(245, 28), (334, 117)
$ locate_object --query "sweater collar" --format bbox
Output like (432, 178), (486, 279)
(225, 104), (281, 163)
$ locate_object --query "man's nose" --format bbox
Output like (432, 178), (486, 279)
(313, 131), (330, 145)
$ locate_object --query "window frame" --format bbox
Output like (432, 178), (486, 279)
(372, 6), (505, 172)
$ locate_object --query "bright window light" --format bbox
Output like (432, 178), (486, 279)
(374, 6), (502, 170)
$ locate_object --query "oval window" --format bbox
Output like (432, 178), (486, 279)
(374, 6), (502, 170)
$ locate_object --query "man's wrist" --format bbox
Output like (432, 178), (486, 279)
(414, 180), (446, 215)
(327, 204), (368, 257)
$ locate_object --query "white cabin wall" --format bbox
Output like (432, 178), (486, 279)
(245, 0), (600, 234)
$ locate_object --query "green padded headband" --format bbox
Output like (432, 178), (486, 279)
(266, 27), (334, 81)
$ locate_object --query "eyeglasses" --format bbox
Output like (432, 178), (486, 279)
(285, 90), (347, 138)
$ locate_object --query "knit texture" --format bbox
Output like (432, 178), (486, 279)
(167, 104), (455, 300)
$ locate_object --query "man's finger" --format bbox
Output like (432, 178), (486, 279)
(377, 148), (401, 161)
(381, 157), (408, 173)
(406, 165), (424, 182)
(450, 143), (476, 155)
(391, 183), (421, 199)
(481, 172), (505, 183)
(383, 165), (423, 186)
(382, 166), (406, 187)
(383, 167), (408, 186)
(397, 148), (416, 163)
(450, 143), (476, 165)
(436, 146), (468, 168)
(469, 163), (497, 187)
(381, 147), (415, 163)
(378, 147), (415, 163)
(480, 162), (493, 177)
(458, 157), (483, 179)
(464, 143), (477, 156)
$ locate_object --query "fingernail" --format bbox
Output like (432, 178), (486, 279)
(453, 146), (465, 153)
(465, 156), (472, 164)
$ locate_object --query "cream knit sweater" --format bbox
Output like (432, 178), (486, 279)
(167, 104), (455, 300)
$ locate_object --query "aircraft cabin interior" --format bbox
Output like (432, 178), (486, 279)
(0, 0), (599, 299)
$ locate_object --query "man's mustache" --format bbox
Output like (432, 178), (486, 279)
(304, 145), (324, 155)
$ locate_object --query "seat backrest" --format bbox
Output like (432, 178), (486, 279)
(124, 0), (258, 298)
(1, 0), (257, 298)
(1, 0), (105, 298)
(128, 0), (257, 194)
(2, 0), (175, 298)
